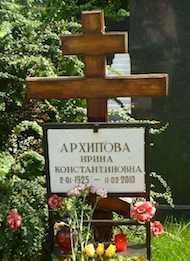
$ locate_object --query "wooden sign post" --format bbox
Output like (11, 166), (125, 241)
(26, 10), (168, 260)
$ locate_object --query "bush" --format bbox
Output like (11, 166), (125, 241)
(0, 0), (85, 150)
(0, 175), (48, 261)
(0, 1), (86, 258)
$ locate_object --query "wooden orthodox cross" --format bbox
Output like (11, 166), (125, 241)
(27, 10), (168, 122)
(26, 10), (168, 241)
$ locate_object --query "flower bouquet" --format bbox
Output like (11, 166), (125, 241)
(50, 184), (118, 261)
(7, 183), (163, 261)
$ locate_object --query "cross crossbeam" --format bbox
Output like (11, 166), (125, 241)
(27, 74), (168, 99)
(26, 10), (168, 122)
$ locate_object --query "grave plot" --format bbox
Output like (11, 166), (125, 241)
(26, 10), (168, 261)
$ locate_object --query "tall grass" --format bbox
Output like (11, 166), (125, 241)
(151, 217), (190, 261)
(118, 217), (190, 261)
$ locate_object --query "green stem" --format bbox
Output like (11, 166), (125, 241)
(69, 199), (78, 261)
(69, 219), (76, 261)
(85, 197), (100, 246)
(177, 220), (190, 237)
(71, 232), (76, 261)
(80, 196), (86, 261)
(99, 254), (104, 261)
(73, 204), (80, 256)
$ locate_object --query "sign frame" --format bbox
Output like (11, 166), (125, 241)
(43, 122), (150, 199)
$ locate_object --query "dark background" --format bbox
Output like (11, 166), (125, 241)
(106, 0), (190, 217)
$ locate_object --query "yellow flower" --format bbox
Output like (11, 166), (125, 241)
(105, 244), (116, 258)
(96, 243), (104, 256)
(85, 243), (95, 257)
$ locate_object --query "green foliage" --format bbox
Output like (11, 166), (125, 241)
(0, 1), (87, 256)
(150, 172), (174, 207)
(3, 120), (44, 180)
(151, 218), (190, 261)
(0, 119), (48, 259)
(0, 0), (85, 150)
(0, 152), (13, 179)
(103, 1), (129, 21)
(0, 175), (48, 261)
(42, 0), (129, 23)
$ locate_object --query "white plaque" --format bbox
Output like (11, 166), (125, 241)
(46, 126), (145, 193)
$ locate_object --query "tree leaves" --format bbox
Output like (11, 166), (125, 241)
(0, 152), (13, 179)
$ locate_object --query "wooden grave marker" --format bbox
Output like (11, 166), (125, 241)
(27, 10), (168, 123)
(26, 10), (168, 260)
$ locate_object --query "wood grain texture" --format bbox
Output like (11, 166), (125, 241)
(61, 10), (127, 56)
(84, 55), (106, 77)
(87, 98), (108, 122)
(82, 10), (104, 34)
(61, 33), (127, 55)
(26, 74), (168, 99)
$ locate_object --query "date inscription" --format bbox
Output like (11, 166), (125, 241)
(59, 175), (135, 185)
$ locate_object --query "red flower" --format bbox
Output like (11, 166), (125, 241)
(135, 259), (142, 261)
(150, 221), (163, 237)
(7, 208), (22, 232)
(132, 201), (156, 223)
(48, 194), (62, 209)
